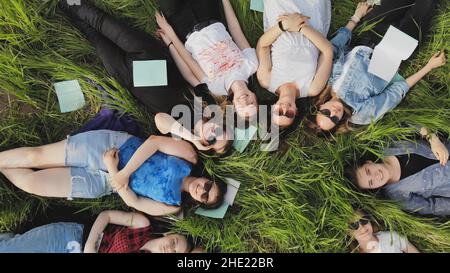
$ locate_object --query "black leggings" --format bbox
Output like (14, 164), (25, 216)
(59, 0), (189, 114)
(359, 0), (437, 48)
(158, 0), (223, 42)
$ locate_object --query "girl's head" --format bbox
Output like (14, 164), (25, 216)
(230, 81), (259, 120)
(352, 160), (391, 190)
(195, 118), (232, 154)
(187, 177), (228, 209)
(148, 234), (193, 253)
(348, 210), (374, 245)
(272, 83), (299, 128)
(310, 86), (352, 134)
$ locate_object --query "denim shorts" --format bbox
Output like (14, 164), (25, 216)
(64, 130), (132, 200)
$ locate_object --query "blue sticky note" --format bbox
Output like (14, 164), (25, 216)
(250, 0), (264, 12)
(195, 203), (229, 219)
(233, 125), (258, 153)
(133, 60), (168, 87)
(54, 80), (85, 113)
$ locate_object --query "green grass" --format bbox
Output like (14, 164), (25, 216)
(0, 0), (449, 252)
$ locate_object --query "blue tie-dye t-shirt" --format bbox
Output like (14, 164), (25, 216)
(118, 137), (192, 206)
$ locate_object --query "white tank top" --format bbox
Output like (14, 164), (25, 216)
(263, 0), (331, 97)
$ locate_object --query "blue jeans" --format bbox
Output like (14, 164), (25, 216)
(0, 223), (84, 253)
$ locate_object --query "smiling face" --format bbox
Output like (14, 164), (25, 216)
(350, 218), (374, 244)
(355, 161), (391, 190)
(272, 100), (297, 128)
(316, 100), (345, 131)
(152, 234), (189, 253)
(233, 91), (258, 120)
(188, 177), (221, 206)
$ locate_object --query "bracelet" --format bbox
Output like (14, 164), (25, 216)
(278, 20), (286, 32)
(167, 42), (174, 48)
(350, 15), (361, 24)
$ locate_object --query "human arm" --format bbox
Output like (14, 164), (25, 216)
(155, 113), (211, 151)
(156, 12), (207, 82)
(84, 210), (150, 253)
(156, 29), (201, 86)
(420, 127), (449, 166)
(221, 0), (251, 50)
(405, 52), (446, 88)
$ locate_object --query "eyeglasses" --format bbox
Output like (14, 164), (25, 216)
(319, 109), (341, 125)
(201, 180), (214, 204)
(274, 108), (296, 119)
(349, 215), (370, 230)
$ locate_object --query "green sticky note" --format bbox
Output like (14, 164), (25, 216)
(195, 203), (229, 219)
(54, 80), (85, 113)
(250, 0), (264, 12)
(133, 60), (168, 87)
(233, 125), (258, 153)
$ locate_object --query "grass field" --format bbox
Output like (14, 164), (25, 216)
(0, 0), (449, 252)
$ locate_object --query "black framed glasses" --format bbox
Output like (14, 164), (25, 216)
(319, 109), (341, 125)
(201, 180), (214, 204)
(349, 215), (370, 230)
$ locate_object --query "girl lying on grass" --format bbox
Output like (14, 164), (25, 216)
(155, 0), (259, 121)
(310, 0), (446, 134)
(59, 0), (232, 154)
(348, 210), (419, 253)
(0, 130), (227, 216)
(349, 127), (450, 216)
(0, 210), (199, 253)
(256, 0), (333, 128)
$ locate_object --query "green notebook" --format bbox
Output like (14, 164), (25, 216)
(133, 60), (168, 87)
(250, 0), (264, 12)
(54, 80), (85, 113)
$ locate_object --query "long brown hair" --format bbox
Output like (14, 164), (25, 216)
(306, 85), (353, 135)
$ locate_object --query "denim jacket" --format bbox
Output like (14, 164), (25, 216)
(329, 28), (410, 125)
(383, 140), (450, 216)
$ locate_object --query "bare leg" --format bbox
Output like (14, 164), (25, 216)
(0, 168), (71, 198)
(0, 140), (67, 169)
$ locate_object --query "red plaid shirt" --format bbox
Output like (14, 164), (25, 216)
(98, 224), (155, 253)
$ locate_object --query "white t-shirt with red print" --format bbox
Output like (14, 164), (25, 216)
(185, 22), (258, 96)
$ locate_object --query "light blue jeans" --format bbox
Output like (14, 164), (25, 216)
(0, 223), (84, 253)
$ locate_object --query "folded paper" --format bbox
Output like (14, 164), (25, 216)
(133, 60), (168, 87)
(54, 80), (85, 113)
(368, 26), (418, 82)
(250, 0), (264, 12)
(233, 125), (258, 153)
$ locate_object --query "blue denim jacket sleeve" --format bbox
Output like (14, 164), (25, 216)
(351, 78), (410, 125)
(404, 194), (450, 216)
(330, 27), (352, 58)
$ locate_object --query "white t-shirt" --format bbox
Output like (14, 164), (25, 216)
(367, 231), (409, 253)
(263, 0), (331, 97)
(185, 23), (258, 96)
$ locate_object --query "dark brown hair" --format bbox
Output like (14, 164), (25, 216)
(306, 85), (353, 135)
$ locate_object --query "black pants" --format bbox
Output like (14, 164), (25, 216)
(359, 0), (437, 48)
(59, 0), (189, 114)
(158, 0), (223, 42)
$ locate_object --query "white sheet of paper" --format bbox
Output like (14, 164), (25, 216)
(368, 26), (418, 82)
(224, 178), (241, 206)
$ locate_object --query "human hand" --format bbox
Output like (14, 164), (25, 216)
(103, 148), (119, 171)
(354, 2), (373, 21)
(430, 134), (449, 166)
(426, 51), (447, 70)
(277, 13), (310, 32)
